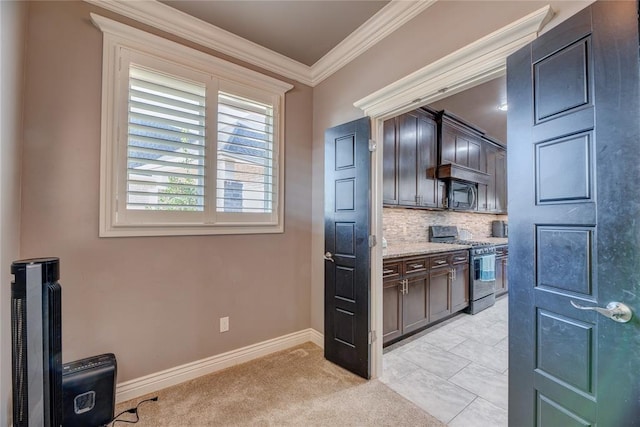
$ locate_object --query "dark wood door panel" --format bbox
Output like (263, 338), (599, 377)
(324, 117), (371, 379)
(507, 2), (640, 425)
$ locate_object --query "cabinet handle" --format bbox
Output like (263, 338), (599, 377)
(454, 256), (466, 261)
(399, 279), (408, 295)
(453, 268), (456, 281)
(383, 269), (395, 275)
(410, 263), (423, 269)
(434, 260), (446, 265)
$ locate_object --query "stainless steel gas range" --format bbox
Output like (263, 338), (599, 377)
(429, 226), (497, 314)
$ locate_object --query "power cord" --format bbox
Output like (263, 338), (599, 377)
(101, 396), (159, 426)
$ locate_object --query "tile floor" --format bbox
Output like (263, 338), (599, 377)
(381, 295), (508, 426)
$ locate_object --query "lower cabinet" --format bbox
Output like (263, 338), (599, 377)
(383, 250), (469, 345)
(495, 245), (508, 297)
(451, 260), (470, 312)
(404, 276), (429, 334)
(383, 277), (403, 343)
(428, 267), (451, 322)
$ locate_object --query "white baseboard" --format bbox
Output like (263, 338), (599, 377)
(308, 328), (324, 349)
(116, 328), (324, 403)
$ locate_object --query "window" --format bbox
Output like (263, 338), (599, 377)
(93, 14), (292, 236)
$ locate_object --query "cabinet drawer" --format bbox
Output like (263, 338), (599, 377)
(403, 257), (428, 275)
(429, 254), (451, 269)
(382, 261), (402, 280)
(451, 251), (469, 265)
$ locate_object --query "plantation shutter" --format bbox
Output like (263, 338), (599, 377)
(216, 92), (276, 213)
(126, 65), (207, 211)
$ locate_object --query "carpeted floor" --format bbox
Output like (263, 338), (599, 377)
(111, 342), (444, 426)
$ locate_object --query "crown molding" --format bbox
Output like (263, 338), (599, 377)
(85, 0), (313, 85)
(84, 0), (434, 87)
(310, 0), (437, 85)
(354, 5), (555, 118)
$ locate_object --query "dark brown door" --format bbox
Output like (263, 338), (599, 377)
(324, 117), (371, 379)
(507, 2), (640, 425)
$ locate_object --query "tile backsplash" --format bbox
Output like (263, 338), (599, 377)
(383, 208), (508, 244)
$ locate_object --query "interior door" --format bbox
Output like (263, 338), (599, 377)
(507, 2), (640, 425)
(324, 117), (371, 379)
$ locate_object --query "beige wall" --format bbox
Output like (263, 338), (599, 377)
(310, 0), (593, 332)
(0, 1), (28, 423)
(20, 1), (313, 382)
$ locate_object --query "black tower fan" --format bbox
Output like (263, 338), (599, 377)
(11, 258), (63, 426)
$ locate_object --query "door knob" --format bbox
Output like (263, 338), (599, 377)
(324, 252), (335, 263)
(570, 300), (633, 323)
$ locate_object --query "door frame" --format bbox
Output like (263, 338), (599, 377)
(357, 6), (557, 379)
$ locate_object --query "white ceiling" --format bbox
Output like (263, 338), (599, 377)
(430, 76), (507, 143)
(159, 1), (389, 66)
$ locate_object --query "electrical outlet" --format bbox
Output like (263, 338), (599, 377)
(220, 316), (229, 333)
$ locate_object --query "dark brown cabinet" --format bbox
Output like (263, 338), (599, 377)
(438, 112), (485, 172)
(478, 138), (507, 214)
(383, 108), (507, 214)
(404, 275), (429, 333)
(428, 267), (451, 322)
(383, 109), (443, 208)
(383, 250), (469, 345)
(451, 254), (470, 312)
(495, 245), (508, 297)
(429, 251), (470, 322)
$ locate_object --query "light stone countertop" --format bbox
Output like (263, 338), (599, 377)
(382, 238), (509, 259)
(383, 242), (471, 259)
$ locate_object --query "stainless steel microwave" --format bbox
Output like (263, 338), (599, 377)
(447, 180), (477, 211)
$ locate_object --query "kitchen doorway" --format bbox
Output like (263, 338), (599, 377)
(375, 76), (510, 425)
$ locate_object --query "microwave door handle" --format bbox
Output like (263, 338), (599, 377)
(470, 185), (477, 209)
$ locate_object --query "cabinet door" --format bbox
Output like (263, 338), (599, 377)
(484, 143), (498, 212)
(439, 117), (484, 171)
(382, 118), (398, 205)
(467, 138), (482, 171)
(451, 263), (469, 312)
(383, 278), (403, 344)
(495, 149), (507, 213)
(495, 256), (508, 296)
(397, 113), (419, 206)
(417, 113), (441, 208)
(428, 268), (451, 322)
(403, 276), (429, 334)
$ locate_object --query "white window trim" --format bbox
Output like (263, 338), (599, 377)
(91, 13), (293, 237)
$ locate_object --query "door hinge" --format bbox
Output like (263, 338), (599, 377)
(368, 139), (377, 152)
(368, 330), (376, 345)
(369, 235), (377, 248)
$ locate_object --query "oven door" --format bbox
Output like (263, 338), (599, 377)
(471, 253), (496, 300)
(448, 181), (477, 210)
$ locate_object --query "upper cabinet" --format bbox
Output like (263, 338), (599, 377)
(383, 108), (507, 214)
(383, 108), (445, 208)
(438, 112), (485, 172)
(478, 136), (508, 214)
